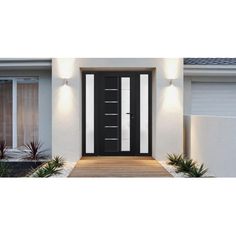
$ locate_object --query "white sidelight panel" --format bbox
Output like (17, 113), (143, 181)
(85, 74), (94, 153)
(140, 74), (149, 153)
(121, 77), (130, 151)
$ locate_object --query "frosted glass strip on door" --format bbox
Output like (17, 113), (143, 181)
(85, 74), (94, 153)
(140, 74), (149, 153)
(121, 77), (130, 151)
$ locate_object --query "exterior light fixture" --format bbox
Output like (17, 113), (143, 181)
(167, 78), (175, 86)
(56, 58), (76, 86)
(63, 78), (69, 85)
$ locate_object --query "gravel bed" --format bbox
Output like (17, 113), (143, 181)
(159, 160), (214, 178)
(50, 162), (76, 178)
(159, 160), (186, 177)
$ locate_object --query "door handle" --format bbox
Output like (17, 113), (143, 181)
(126, 112), (134, 118)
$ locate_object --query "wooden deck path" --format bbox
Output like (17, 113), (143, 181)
(69, 156), (172, 177)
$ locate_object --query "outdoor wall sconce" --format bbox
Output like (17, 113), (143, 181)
(56, 58), (76, 86)
(63, 78), (69, 85)
(167, 78), (175, 86)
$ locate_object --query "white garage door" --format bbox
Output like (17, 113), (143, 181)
(192, 82), (236, 116)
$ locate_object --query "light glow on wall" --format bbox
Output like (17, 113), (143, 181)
(162, 85), (181, 113)
(57, 84), (73, 114)
(56, 58), (76, 79)
(164, 58), (181, 81)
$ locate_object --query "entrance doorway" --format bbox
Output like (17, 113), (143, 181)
(82, 71), (152, 156)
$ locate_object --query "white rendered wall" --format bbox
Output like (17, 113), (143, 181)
(52, 59), (82, 161)
(190, 115), (236, 177)
(153, 59), (183, 159)
(52, 58), (183, 161)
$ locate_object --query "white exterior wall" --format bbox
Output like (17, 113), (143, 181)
(52, 58), (183, 161)
(190, 115), (236, 177)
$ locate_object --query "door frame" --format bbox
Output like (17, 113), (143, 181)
(82, 70), (152, 156)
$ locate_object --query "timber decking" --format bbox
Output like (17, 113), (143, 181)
(69, 156), (172, 177)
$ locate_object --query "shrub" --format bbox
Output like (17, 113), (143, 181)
(167, 153), (208, 177)
(51, 156), (65, 168)
(176, 159), (196, 174)
(24, 140), (45, 160)
(0, 140), (8, 159)
(187, 164), (208, 177)
(167, 153), (184, 166)
(33, 156), (65, 178)
(34, 162), (60, 178)
(0, 163), (10, 177)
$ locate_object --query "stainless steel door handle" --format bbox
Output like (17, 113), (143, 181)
(126, 112), (134, 118)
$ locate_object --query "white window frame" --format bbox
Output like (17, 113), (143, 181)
(0, 77), (39, 149)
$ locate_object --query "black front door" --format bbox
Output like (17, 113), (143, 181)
(82, 71), (151, 156)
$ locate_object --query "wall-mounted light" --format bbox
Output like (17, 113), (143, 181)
(166, 77), (176, 86)
(168, 79), (173, 86)
(63, 79), (69, 86)
(164, 58), (180, 86)
(56, 58), (75, 86)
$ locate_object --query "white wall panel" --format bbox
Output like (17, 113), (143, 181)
(190, 115), (236, 177)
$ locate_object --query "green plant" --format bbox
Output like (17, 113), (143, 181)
(176, 159), (196, 174)
(0, 162), (10, 177)
(0, 140), (8, 159)
(51, 156), (65, 168)
(33, 156), (65, 177)
(188, 164), (208, 177)
(34, 163), (59, 177)
(167, 153), (184, 166)
(167, 153), (208, 178)
(24, 140), (45, 160)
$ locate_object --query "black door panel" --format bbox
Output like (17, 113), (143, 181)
(82, 71), (152, 156)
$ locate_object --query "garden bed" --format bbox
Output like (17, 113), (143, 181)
(0, 161), (44, 177)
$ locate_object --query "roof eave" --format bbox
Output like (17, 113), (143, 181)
(184, 64), (236, 76)
(0, 59), (52, 70)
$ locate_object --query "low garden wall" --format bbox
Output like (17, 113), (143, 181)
(185, 115), (236, 177)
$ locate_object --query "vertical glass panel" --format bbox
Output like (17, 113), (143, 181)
(121, 77), (130, 151)
(85, 74), (94, 153)
(0, 81), (13, 147)
(17, 81), (38, 147)
(140, 74), (149, 153)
